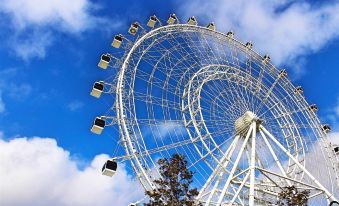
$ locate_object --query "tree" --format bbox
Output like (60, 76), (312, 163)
(277, 186), (310, 206)
(144, 153), (201, 206)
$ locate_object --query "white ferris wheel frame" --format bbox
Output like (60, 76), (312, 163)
(105, 22), (339, 205)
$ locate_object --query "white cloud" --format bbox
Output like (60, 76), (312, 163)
(0, 0), (106, 60)
(142, 121), (187, 142)
(67, 100), (84, 111)
(0, 137), (144, 206)
(0, 0), (96, 32)
(325, 97), (339, 131)
(11, 31), (54, 60)
(157, 122), (186, 139)
(179, 0), (339, 75)
(328, 132), (339, 146)
(8, 83), (32, 100)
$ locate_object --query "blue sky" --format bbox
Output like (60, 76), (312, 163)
(1, 0), (339, 205)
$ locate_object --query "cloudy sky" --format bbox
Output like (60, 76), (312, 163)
(1, 0), (339, 205)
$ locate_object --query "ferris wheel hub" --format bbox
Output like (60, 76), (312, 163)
(234, 111), (259, 136)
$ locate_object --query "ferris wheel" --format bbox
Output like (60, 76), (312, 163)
(90, 14), (339, 205)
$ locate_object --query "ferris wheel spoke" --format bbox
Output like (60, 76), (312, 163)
(201, 87), (237, 114)
(200, 34), (223, 66)
(265, 107), (316, 123)
(143, 47), (195, 81)
(116, 136), (200, 162)
(188, 136), (234, 170)
(257, 93), (291, 118)
(141, 72), (179, 95)
(142, 54), (193, 87)
(238, 81), (255, 112)
(262, 113), (318, 130)
(230, 77), (252, 112)
(202, 82), (244, 118)
(133, 92), (181, 110)
(207, 89), (235, 109)
(207, 78), (244, 111)
(202, 97), (240, 121)
(135, 119), (183, 126)
(135, 118), (233, 127)
(182, 34), (210, 66)
(254, 66), (265, 96)
(212, 80), (248, 113)
(245, 53), (253, 78)
(149, 33), (198, 68)
(170, 32), (206, 59)
(254, 75), (283, 114)
(217, 122), (254, 205)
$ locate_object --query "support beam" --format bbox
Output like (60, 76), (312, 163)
(260, 125), (338, 202)
(198, 135), (240, 201)
(230, 171), (250, 205)
(249, 121), (256, 206)
(258, 168), (323, 191)
(259, 129), (292, 186)
(217, 123), (254, 205)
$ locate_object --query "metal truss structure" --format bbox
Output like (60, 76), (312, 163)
(91, 14), (339, 205)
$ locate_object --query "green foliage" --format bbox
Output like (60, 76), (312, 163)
(144, 154), (201, 206)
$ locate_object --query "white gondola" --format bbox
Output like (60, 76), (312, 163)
(187, 16), (197, 25)
(102, 159), (118, 177)
(98, 54), (110, 69)
(128, 22), (139, 35)
(294, 86), (303, 94)
(309, 104), (318, 113)
(167, 13), (177, 25)
(147, 15), (158, 28)
(322, 124), (331, 134)
(111, 34), (123, 48)
(207, 22), (216, 31)
(226, 31), (234, 38)
(279, 69), (288, 77)
(90, 81), (104, 98)
(262, 55), (270, 64)
(91, 117), (106, 135)
(245, 42), (253, 50)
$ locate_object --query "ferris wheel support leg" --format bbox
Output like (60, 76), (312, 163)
(229, 171), (251, 205)
(203, 135), (242, 205)
(249, 121), (256, 206)
(217, 122), (254, 205)
(259, 129), (292, 186)
(260, 125), (338, 202)
(198, 135), (240, 201)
